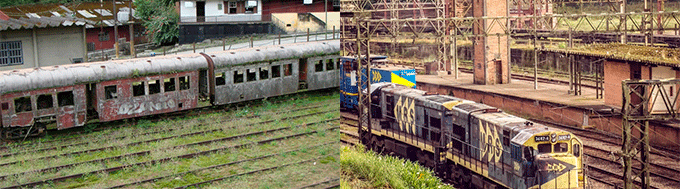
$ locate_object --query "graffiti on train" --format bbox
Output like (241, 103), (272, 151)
(394, 96), (416, 134)
(118, 99), (176, 115)
(479, 120), (503, 163)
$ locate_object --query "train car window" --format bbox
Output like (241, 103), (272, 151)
(573, 144), (580, 157)
(164, 78), (176, 92)
(260, 67), (269, 80)
(234, 71), (244, 83)
(133, 81), (146, 97)
(37, 94), (54, 110)
(247, 69), (257, 82)
(555, 143), (568, 153)
(315, 60), (324, 72)
(326, 59), (334, 70)
(215, 72), (226, 86)
(336, 59), (340, 69)
(179, 76), (190, 90)
(284, 64), (292, 76)
(105, 85), (117, 99)
(58, 91), (74, 107)
(14, 96), (32, 113)
(149, 80), (161, 95)
(502, 130), (510, 146)
(272, 65), (281, 78)
(537, 143), (551, 154)
(1, 102), (8, 110)
(523, 146), (533, 160)
(386, 94), (395, 117)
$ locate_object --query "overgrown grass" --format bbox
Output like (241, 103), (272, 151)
(340, 145), (453, 189)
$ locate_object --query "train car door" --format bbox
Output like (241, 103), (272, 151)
(299, 58), (308, 89)
(56, 91), (77, 129)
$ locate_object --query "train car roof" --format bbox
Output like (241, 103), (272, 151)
(209, 40), (340, 68)
(511, 122), (567, 145)
(372, 64), (416, 71)
(0, 53), (208, 95)
(380, 84), (473, 110)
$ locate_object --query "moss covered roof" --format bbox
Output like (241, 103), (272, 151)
(545, 43), (680, 67)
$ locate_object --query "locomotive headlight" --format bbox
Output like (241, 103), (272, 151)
(550, 132), (557, 143)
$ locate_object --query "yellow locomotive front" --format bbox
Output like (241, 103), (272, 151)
(520, 130), (585, 189)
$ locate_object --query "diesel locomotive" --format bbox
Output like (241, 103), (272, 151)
(362, 83), (586, 189)
(0, 40), (340, 139)
(339, 55), (416, 110)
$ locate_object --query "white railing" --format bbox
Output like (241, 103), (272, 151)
(180, 14), (262, 23)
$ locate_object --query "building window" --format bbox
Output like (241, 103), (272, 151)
(228, 1), (237, 14)
(99, 32), (110, 42)
(245, 0), (257, 13)
(0, 41), (23, 66)
(218, 3), (223, 10)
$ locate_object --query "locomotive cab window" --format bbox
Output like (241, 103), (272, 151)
(14, 96), (32, 113)
(37, 94), (53, 110)
(272, 65), (281, 78)
(234, 70), (244, 83)
(164, 78), (176, 92)
(573, 144), (580, 157)
(247, 69), (257, 82)
(284, 64), (292, 76)
(215, 72), (226, 86)
(537, 143), (551, 154)
(315, 60), (324, 72)
(326, 59), (334, 70)
(260, 67), (269, 80)
(555, 142), (568, 153)
(105, 85), (117, 99)
(179, 76), (190, 90)
(149, 80), (161, 95)
(132, 81), (146, 97)
(58, 91), (74, 107)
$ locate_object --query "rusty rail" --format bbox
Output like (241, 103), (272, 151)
(173, 153), (340, 189)
(3, 122), (339, 189)
(106, 141), (338, 188)
(0, 119), (338, 183)
(585, 146), (680, 185)
(0, 104), (331, 158)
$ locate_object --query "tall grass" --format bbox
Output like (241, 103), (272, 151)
(340, 145), (453, 189)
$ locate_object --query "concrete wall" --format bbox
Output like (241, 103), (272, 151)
(1, 26), (85, 71)
(36, 27), (86, 67)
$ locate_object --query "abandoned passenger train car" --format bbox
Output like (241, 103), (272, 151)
(363, 83), (586, 189)
(0, 41), (340, 139)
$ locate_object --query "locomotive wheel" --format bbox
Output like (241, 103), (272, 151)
(370, 136), (384, 153)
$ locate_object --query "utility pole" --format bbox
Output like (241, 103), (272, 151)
(114, 0), (119, 59)
(129, 0), (135, 57)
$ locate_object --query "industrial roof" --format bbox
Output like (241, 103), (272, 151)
(0, 1), (137, 31)
(544, 43), (680, 67)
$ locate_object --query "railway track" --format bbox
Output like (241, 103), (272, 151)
(340, 112), (359, 146)
(458, 67), (599, 89)
(0, 111), (336, 178)
(2, 119), (339, 188)
(0, 108), (332, 166)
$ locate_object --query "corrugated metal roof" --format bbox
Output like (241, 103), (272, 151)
(0, 2), (136, 31)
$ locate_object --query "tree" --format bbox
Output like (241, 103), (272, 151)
(135, 0), (178, 45)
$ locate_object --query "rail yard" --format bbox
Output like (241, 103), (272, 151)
(0, 91), (340, 188)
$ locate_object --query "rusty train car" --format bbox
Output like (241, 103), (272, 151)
(363, 83), (586, 189)
(0, 41), (340, 139)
